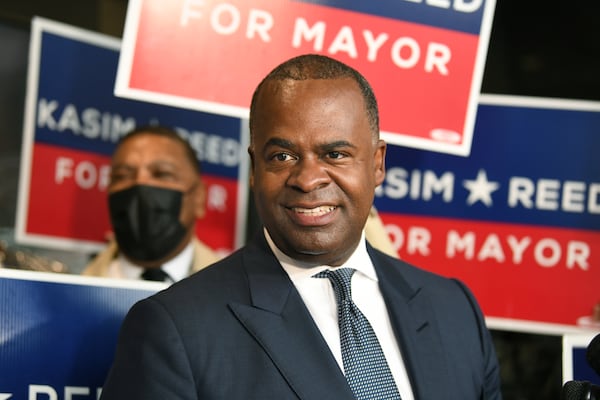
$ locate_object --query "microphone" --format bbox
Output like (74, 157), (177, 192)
(562, 333), (600, 400)
(561, 380), (600, 400)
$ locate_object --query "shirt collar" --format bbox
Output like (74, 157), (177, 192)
(264, 228), (378, 283)
(117, 240), (194, 283)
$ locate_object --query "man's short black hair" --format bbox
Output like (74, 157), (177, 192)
(116, 125), (200, 173)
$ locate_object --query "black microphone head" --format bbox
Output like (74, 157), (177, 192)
(562, 380), (590, 400)
(587, 333), (600, 377)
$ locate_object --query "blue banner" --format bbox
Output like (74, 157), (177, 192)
(0, 270), (159, 399)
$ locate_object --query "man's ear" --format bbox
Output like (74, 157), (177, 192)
(192, 177), (207, 219)
(248, 146), (255, 189)
(374, 139), (386, 186)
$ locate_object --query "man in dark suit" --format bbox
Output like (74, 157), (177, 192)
(100, 54), (502, 399)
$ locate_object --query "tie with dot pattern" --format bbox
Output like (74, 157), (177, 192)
(314, 268), (401, 400)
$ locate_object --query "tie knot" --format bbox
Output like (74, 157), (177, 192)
(141, 268), (170, 282)
(314, 267), (355, 303)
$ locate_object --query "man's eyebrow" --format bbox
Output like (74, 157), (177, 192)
(320, 140), (356, 151)
(264, 137), (295, 149)
(264, 138), (356, 151)
(110, 163), (134, 170)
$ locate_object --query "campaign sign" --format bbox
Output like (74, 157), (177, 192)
(0, 268), (161, 399)
(374, 95), (600, 328)
(115, 0), (496, 156)
(16, 17), (249, 255)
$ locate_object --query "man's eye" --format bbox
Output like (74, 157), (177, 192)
(110, 172), (130, 183)
(153, 170), (176, 179)
(328, 151), (344, 159)
(273, 153), (293, 162)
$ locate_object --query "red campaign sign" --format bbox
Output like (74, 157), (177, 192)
(116, 0), (495, 156)
(24, 143), (238, 254)
(380, 212), (600, 327)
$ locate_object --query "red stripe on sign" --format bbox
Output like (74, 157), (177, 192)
(379, 212), (600, 326)
(27, 143), (112, 241)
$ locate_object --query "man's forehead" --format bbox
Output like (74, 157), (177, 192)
(114, 135), (186, 158)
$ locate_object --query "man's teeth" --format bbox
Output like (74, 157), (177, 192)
(293, 206), (336, 215)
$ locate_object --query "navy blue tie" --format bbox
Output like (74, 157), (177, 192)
(314, 268), (401, 400)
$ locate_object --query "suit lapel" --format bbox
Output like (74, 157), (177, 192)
(369, 246), (451, 400)
(228, 234), (355, 400)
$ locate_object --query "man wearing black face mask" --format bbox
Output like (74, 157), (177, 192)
(82, 125), (221, 283)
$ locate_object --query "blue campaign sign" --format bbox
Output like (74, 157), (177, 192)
(0, 269), (161, 399)
(16, 17), (248, 254)
(376, 98), (600, 231)
(374, 95), (600, 328)
(297, 0), (487, 34)
(563, 333), (600, 385)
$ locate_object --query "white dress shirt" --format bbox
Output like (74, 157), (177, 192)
(106, 241), (194, 283)
(265, 229), (415, 400)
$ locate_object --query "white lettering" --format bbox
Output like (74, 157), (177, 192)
(509, 176), (600, 214)
(363, 31), (389, 62)
(567, 241), (590, 270)
(534, 238), (561, 267)
(382, 224), (431, 256)
(391, 37), (420, 69)
(378, 168), (453, 201)
(536, 179), (560, 210)
(477, 233), (504, 262)
(211, 3), (240, 35)
(293, 20), (450, 75)
(454, 0), (483, 13)
(180, 0), (205, 26)
(292, 18), (326, 51)
(55, 157), (110, 191)
(446, 230), (475, 259)
(37, 99), (135, 142)
(400, 0), (483, 12)
(75, 161), (99, 190)
(562, 181), (586, 212)
(406, 227), (431, 255)
(29, 385), (57, 400)
(506, 235), (531, 264)
(37, 98), (58, 129)
(246, 9), (273, 41)
(328, 26), (358, 58)
(55, 157), (74, 184)
(207, 184), (228, 212)
(508, 177), (534, 208)
(589, 183), (600, 213)
(57, 104), (81, 133)
(422, 170), (454, 201)
(177, 128), (241, 167)
(425, 42), (451, 75)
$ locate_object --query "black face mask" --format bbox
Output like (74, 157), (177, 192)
(108, 185), (188, 262)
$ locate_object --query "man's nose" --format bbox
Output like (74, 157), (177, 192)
(286, 157), (330, 192)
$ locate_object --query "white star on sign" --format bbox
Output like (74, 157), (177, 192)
(463, 169), (499, 207)
(0, 394), (13, 400)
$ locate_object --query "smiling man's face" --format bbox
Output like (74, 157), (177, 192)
(249, 77), (386, 266)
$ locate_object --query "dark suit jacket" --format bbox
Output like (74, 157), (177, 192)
(100, 232), (502, 399)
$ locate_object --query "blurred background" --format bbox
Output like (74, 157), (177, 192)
(0, 1), (598, 399)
